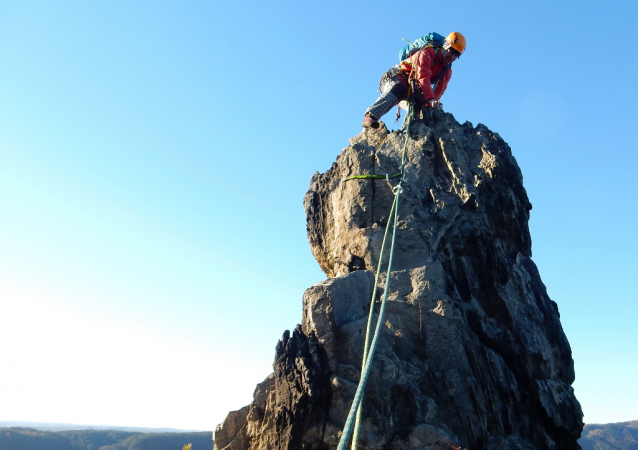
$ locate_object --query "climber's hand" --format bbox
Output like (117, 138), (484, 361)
(427, 99), (441, 109)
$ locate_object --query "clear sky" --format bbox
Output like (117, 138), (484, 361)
(1, 0), (636, 432)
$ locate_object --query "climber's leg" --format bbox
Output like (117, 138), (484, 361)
(362, 75), (409, 128)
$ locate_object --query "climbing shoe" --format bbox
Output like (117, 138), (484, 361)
(362, 113), (380, 129)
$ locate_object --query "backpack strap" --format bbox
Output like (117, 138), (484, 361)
(432, 63), (451, 92)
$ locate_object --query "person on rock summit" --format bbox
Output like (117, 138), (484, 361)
(362, 31), (466, 129)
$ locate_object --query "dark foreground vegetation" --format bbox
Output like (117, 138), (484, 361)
(579, 421), (638, 450)
(0, 427), (212, 450)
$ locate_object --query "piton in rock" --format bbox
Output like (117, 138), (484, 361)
(213, 108), (583, 450)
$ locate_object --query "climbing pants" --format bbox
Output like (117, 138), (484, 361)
(366, 73), (409, 119)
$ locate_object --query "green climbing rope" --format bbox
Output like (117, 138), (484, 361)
(336, 104), (414, 450)
(341, 172), (402, 182)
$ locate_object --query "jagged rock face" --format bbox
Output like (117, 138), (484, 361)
(214, 109), (583, 450)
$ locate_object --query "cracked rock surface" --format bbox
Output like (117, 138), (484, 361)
(214, 109), (583, 450)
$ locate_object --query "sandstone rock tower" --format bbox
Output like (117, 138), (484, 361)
(214, 109), (583, 450)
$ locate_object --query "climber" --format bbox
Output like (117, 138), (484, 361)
(362, 31), (466, 129)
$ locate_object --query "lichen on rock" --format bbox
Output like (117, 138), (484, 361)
(214, 109), (583, 450)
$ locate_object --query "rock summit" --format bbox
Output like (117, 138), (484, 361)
(214, 109), (583, 450)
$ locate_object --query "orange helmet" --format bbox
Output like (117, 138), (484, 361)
(446, 32), (466, 53)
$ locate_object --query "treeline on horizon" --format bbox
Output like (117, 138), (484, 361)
(578, 421), (637, 450)
(2, 421), (636, 449)
(0, 427), (213, 450)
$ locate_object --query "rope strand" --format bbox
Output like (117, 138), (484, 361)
(337, 104), (414, 450)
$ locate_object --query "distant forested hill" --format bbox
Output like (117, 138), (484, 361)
(579, 421), (638, 450)
(4, 421), (636, 449)
(0, 428), (212, 450)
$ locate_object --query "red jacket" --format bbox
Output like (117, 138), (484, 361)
(400, 46), (452, 101)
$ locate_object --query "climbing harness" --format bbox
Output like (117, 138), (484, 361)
(336, 103), (415, 450)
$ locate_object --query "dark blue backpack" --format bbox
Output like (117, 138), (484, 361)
(399, 32), (446, 62)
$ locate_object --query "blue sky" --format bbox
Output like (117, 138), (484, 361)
(0, 0), (636, 431)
